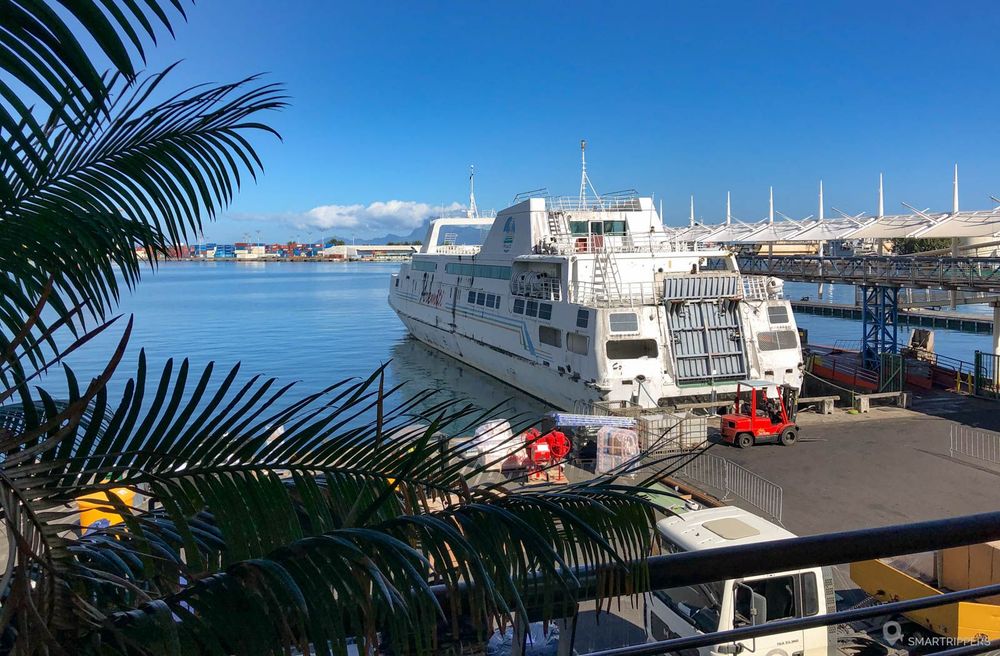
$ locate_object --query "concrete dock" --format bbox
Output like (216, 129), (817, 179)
(790, 300), (995, 334)
(715, 391), (1000, 535)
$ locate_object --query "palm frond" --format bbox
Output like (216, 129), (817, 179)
(0, 68), (286, 375)
(0, 0), (187, 210)
(2, 360), (666, 654)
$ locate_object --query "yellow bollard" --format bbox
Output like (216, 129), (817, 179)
(78, 487), (135, 534)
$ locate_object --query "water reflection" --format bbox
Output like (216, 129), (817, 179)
(387, 338), (553, 435)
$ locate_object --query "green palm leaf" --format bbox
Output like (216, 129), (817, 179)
(0, 3), (673, 654)
(3, 359), (665, 654)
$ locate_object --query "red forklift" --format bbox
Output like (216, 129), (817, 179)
(721, 380), (799, 448)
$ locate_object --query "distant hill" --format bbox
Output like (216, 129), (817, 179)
(324, 222), (427, 246)
(325, 220), (488, 246)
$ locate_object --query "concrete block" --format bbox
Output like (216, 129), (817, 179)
(896, 391), (911, 409)
(854, 395), (870, 413)
(820, 398), (835, 415)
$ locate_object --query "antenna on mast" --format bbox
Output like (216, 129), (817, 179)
(468, 164), (478, 219)
(726, 191), (732, 226)
(689, 195), (695, 227)
(952, 163), (960, 213)
(768, 186), (774, 225)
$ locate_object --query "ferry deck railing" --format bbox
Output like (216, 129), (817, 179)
(430, 511), (1000, 656)
(509, 278), (562, 302)
(569, 274), (777, 307)
(570, 280), (660, 307)
(537, 232), (714, 256)
(433, 244), (481, 255)
(541, 190), (643, 212)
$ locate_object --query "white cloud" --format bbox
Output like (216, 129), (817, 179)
(303, 200), (465, 235)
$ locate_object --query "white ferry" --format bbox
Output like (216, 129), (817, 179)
(388, 167), (803, 411)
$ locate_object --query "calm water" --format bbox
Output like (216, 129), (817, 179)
(57, 262), (551, 430)
(53, 262), (994, 423)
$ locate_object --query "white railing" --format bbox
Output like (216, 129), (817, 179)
(570, 275), (774, 307)
(434, 245), (481, 255)
(741, 275), (781, 300)
(543, 191), (642, 212)
(570, 280), (660, 307)
(950, 424), (1000, 467)
(671, 452), (784, 524)
(509, 278), (562, 301)
(536, 232), (697, 256)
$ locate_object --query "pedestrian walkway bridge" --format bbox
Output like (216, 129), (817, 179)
(738, 254), (1000, 293)
(733, 254), (1000, 371)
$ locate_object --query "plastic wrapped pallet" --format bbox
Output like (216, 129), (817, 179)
(472, 420), (523, 470)
(595, 426), (640, 475)
(638, 412), (708, 455)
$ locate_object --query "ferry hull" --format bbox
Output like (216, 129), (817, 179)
(392, 302), (600, 411)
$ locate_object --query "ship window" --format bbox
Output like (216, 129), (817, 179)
(492, 295), (502, 308)
(476, 292), (486, 306)
(467, 291), (476, 304)
(539, 325), (562, 348)
(526, 300), (538, 317)
(576, 309), (590, 329)
(513, 299), (525, 314)
(569, 220), (588, 235)
(603, 220), (626, 236)
(609, 312), (639, 333)
(445, 263), (513, 280)
(486, 294), (496, 307)
(412, 259), (437, 272)
(606, 339), (658, 359)
(767, 306), (790, 325)
(606, 339), (657, 360)
(759, 330), (798, 351)
(538, 303), (552, 320)
(567, 332), (589, 355)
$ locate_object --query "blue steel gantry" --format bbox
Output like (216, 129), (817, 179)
(860, 286), (899, 370)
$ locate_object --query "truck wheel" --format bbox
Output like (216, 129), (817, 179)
(780, 428), (798, 446)
(736, 433), (754, 449)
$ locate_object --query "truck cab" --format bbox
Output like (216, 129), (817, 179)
(646, 506), (836, 655)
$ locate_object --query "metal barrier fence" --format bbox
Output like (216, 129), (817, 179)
(671, 452), (784, 523)
(950, 424), (1000, 466)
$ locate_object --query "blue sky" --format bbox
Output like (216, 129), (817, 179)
(134, 1), (1000, 241)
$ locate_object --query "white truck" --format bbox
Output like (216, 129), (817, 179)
(646, 506), (837, 656)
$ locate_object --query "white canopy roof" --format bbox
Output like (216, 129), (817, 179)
(666, 208), (1000, 243)
(915, 210), (1000, 239)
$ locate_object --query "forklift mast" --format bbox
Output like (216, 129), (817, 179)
(781, 384), (799, 423)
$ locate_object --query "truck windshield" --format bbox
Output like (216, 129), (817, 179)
(652, 582), (723, 633)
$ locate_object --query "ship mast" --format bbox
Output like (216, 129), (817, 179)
(468, 164), (478, 219)
(578, 139), (601, 208)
